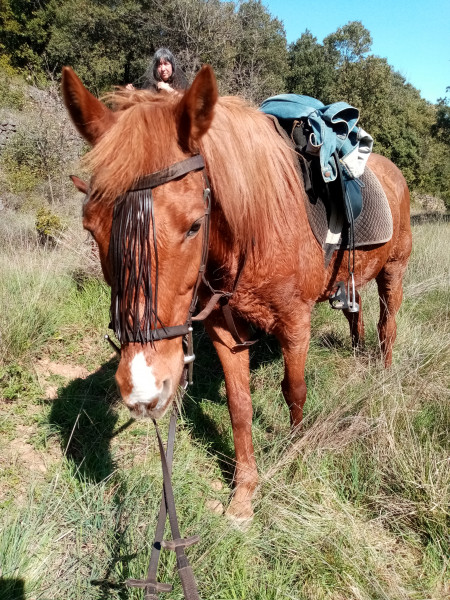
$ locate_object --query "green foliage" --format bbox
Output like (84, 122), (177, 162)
(431, 88), (450, 144)
(0, 60), (26, 108)
(323, 20), (372, 64)
(45, 0), (152, 94)
(2, 113), (59, 178)
(42, 0), (287, 102)
(35, 206), (66, 245)
(0, 0), (53, 73)
(232, 0), (287, 102)
(287, 31), (336, 100)
(0, 363), (42, 401)
(0, 84), (84, 204)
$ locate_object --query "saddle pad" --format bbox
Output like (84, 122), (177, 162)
(305, 166), (393, 250)
(265, 113), (393, 253)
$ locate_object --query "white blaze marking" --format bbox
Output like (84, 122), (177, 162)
(128, 352), (162, 406)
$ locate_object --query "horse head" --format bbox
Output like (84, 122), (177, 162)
(62, 65), (218, 419)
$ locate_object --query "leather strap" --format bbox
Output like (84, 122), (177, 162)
(126, 410), (178, 598)
(129, 155), (205, 192)
(126, 406), (201, 599)
(154, 414), (201, 599)
(220, 299), (257, 351)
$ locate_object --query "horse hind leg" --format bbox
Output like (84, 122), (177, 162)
(376, 261), (408, 367)
(343, 290), (365, 350)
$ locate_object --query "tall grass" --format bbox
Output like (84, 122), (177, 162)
(0, 217), (448, 599)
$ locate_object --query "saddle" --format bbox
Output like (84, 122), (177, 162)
(267, 115), (393, 266)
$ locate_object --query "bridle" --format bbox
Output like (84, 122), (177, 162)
(107, 154), (211, 599)
(93, 153), (253, 599)
(108, 154), (211, 347)
(106, 151), (257, 366)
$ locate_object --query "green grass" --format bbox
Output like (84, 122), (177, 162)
(0, 215), (448, 599)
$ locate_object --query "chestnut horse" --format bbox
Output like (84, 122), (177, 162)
(62, 65), (412, 521)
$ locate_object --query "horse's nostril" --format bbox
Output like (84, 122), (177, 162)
(162, 378), (171, 399)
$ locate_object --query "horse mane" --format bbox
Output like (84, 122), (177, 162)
(199, 96), (305, 253)
(85, 90), (307, 255)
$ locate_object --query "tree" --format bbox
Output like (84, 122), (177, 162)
(231, 0), (287, 102)
(44, 0), (159, 94)
(0, 0), (53, 74)
(150, 0), (241, 91)
(286, 31), (336, 101)
(44, 0), (287, 102)
(323, 20), (372, 65)
(432, 88), (450, 145)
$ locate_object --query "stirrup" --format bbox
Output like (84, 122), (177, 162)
(329, 275), (359, 313)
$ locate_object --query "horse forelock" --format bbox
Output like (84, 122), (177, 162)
(84, 92), (182, 203)
(84, 91), (306, 256)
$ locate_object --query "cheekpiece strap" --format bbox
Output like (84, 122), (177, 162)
(129, 155), (205, 192)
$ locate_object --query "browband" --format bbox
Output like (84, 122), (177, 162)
(129, 155), (205, 192)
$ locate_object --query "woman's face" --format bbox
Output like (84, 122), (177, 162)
(157, 59), (173, 82)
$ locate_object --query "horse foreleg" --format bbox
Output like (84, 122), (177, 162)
(204, 312), (257, 522)
(343, 290), (365, 349)
(279, 306), (313, 429)
(376, 261), (407, 367)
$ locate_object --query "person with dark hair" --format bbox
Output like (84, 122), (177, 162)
(126, 47), (188, 93)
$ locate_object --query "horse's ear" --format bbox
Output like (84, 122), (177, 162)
(62, 66), (116, 145)
(177, 65), (218, 150)
(70, 175), (89, 194)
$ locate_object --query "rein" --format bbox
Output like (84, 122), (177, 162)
(104, 153), (256, 598)
(126, 403), (201, 600)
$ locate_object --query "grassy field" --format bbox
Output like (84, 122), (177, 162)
(0, 206), (448, 600)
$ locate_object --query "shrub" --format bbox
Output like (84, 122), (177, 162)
(0, 82), (84, 205)
(0, 62), (27, 110)
(35, 207), (66, 246)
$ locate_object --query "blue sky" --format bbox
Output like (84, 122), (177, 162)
(263, 0), (450, 104)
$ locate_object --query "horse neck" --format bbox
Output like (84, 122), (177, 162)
(200, 98), (318, 285)
(205, 190), (321, 300)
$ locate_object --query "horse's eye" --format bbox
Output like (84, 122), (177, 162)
(186, 219), (202, 238)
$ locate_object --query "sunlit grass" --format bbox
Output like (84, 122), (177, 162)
(0, 216), (448, 599)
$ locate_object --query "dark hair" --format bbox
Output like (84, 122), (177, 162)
(143, 47), (188, 91)
(152, 47), (176, 83)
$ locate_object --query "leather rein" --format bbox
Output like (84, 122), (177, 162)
(103, 153), (253, 599)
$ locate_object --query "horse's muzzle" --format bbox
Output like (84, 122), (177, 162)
(115, 346), (182, 419)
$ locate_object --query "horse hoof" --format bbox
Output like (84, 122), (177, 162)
(225, 499), (254, 530)
(225, 510), (254, 531)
